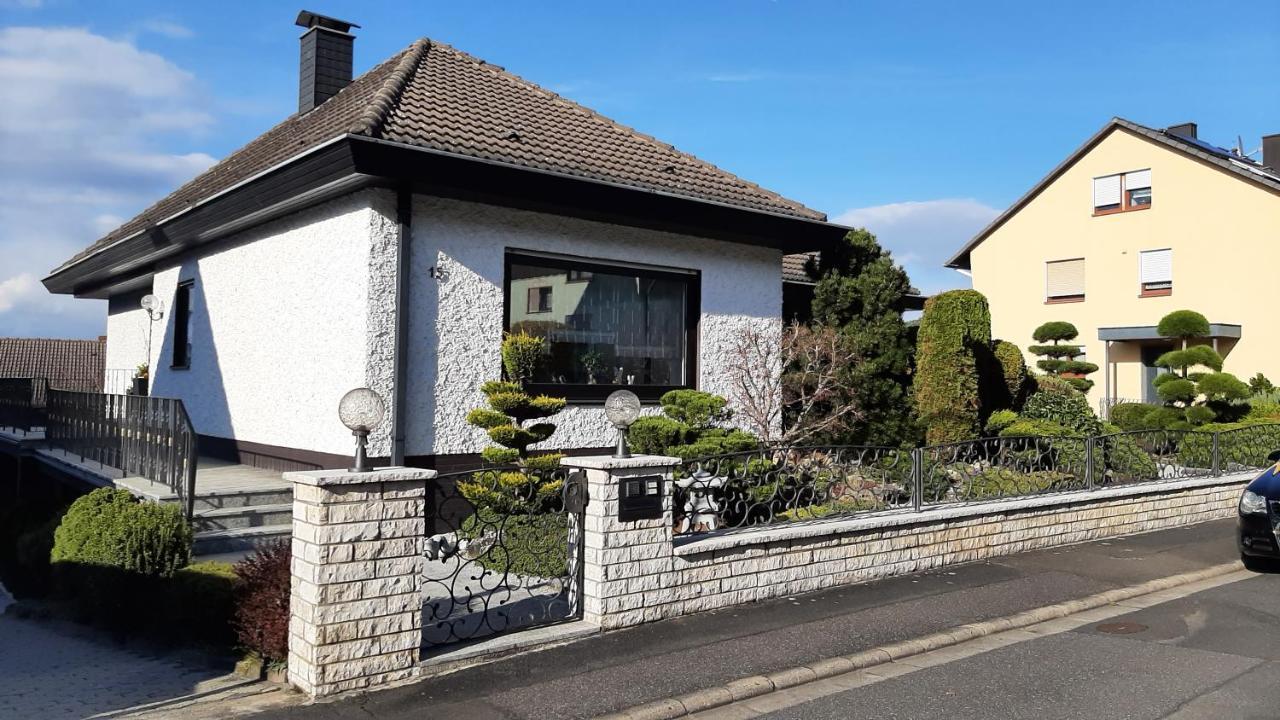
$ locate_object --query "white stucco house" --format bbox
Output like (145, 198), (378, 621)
(44, 12), (846, 473)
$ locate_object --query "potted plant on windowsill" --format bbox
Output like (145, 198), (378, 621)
(579, 350), (604, 384)
(132, 363), (149, 396)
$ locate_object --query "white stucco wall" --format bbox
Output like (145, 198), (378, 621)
(104, 289), (153, 392)
(148, 191), (397, 457)
(406, 195), (783, 457)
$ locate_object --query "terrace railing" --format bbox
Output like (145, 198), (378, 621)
(673, 426), (1280, 537)
(44, 389), (198, 519)
(0, 377), (48, 432)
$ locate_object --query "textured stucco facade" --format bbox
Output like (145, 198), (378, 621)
(969, 127), (1280, 409)
(106, 189), (782, 463)
(104, 289), (152, 391)
(144, 191), (397, 457)
(405, 195), (783, 457)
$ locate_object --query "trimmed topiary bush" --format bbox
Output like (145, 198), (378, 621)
(915, 290), (991, 444)
(233, 540), (290, 666)
(1029, 321), (1096, 392)
(1157, 310), (1210, 344)
(1021, 376), (1103, 435)
(985, 409), (1019, 435)
(628, 389), (759, 459)
(992, 340), (1033, 411)
(165, 561), (238, 647)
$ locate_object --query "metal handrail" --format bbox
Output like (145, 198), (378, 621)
(44, 388), (199, 520)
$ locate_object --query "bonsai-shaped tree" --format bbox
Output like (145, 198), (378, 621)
(461, 332), (567, 513)
(1152, 309), (1249, 426)
(1028, 321), (1097, 393)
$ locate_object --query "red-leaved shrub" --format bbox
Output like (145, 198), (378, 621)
(233, 540), (291, 663)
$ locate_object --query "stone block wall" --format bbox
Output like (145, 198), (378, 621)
(287, 467), (434, 697)
(567, 455), (1249, 631)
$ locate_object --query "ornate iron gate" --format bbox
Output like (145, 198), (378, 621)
(421, 465), (586, 650)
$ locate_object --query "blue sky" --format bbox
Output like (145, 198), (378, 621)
(2, 0), (1277, 337)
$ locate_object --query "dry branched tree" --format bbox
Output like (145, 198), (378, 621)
(727, 321), (865, 445)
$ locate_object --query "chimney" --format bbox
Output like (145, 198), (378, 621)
(1166, 122), (1198, 140)
(295, 10), (359, 114)
(1263, 134), (1280, 172)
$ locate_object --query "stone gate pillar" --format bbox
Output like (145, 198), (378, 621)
(286, 467), (436, 697)
(560, 455), (680, 629)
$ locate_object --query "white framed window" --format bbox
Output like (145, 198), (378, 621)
(1139, 248), (1172, 296)
(1045, 258), (1085, 303)
(1093, 169), (1152, 214)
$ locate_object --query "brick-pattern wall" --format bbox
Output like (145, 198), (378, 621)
(570, 455), (1248, 630)
(287, 468), (432, 697)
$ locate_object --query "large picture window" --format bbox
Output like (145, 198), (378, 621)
(504, 252), (699, 402)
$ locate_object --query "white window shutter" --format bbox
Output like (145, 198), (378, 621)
(1125, 169), (1152, 190)
(1046, 259), (1085, 298)
(1140, 249), (1172, 283)
(1093, 175), (1122, 207)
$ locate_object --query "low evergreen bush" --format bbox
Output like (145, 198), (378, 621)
(164, 561), (238, 647)
(1110, 402), (1160, 431)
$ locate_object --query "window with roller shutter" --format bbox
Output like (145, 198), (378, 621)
(1093, 169), (1152, 214)
(1139, 248), (1172, 296)
(1045, 258), (1085, 303)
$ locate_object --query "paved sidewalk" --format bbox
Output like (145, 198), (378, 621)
(248, 517), (1241, 720)
(0, 607), (238, 719)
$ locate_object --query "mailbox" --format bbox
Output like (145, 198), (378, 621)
(618, 474), (664, 521)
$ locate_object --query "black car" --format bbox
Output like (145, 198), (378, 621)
(1238, 450), (1280, 570)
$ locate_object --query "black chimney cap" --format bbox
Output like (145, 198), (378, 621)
(295, 10), (360, 33)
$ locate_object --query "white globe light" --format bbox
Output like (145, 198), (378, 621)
(604, 389), (641, 429)
(339, 387), (386, 433)
(140, 294), (160, 312)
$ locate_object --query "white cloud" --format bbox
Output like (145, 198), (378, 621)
(0, 274), (39, 314)
(0, 26), (216, 338)
(832, 199), (1000, 296)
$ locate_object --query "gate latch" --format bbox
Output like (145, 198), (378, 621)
(563, 470), (590, 513)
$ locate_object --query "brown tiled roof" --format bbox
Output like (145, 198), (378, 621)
(0, 337), (105, 391)
(782, 253), (818, 284)
(57, 38), (825, 273)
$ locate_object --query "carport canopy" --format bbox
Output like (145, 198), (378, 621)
(1097, 323), (1241, 342)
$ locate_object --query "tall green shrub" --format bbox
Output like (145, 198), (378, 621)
(914, 290), (991, 444)
(1029, 321), (1097, 392)
(809, 228), (919, 445)
(991, 339), (1033, 411)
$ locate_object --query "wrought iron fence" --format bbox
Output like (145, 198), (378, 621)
(674, 446), (910, 533)
(44, 389), (198, 519)
(421, 465), (584, 650)
(674, 426), (1280, 537)
(0, 377), (47, 431)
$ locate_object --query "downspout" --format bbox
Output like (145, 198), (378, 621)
(390, 186), (412, 466)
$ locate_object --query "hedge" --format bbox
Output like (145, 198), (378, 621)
(1110, 402), (1160, 431)
(460, 509), (569, 578)
(915, 290), (991, 444)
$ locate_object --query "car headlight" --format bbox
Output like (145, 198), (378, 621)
(1240, 490), (1268, 516)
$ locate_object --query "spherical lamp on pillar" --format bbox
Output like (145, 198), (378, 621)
(339, 387), (386, 473)
(604, 389), (641, 459)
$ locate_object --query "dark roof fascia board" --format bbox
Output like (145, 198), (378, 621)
(48, 134), (849, 298)
(946, 119), (1280, 270)
(44, 136), (363, 297)
(347, 135), (849, 252)
(1097, 323), (1242, 341)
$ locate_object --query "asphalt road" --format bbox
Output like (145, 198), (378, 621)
(747, 572), (1280, 720)
(247, 519), (1242, 720)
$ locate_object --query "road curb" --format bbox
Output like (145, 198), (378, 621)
(594, 561), (1242, 720)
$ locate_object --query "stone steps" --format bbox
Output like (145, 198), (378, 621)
(194, 525), (292, 557)
(193, 503), (292, 532)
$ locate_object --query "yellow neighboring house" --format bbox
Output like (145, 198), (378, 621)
(947, 118), (1280, 415)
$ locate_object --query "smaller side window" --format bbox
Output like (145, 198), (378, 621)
(171, 281), (193, 368)
(1139, 248), (1172, 297)
(1045, 258), (1086, 303)
(1093, 170), (1151, 214)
